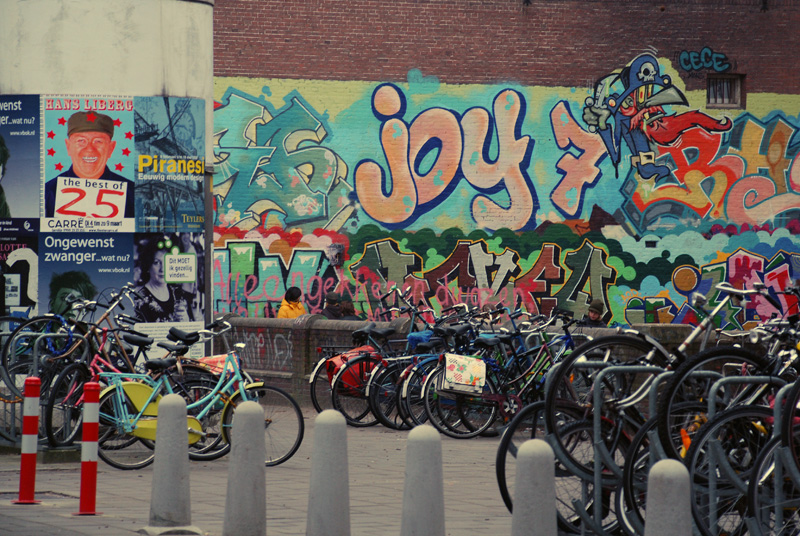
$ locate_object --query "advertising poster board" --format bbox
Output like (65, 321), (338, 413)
(0, 93), (207, 364)
(0, 94), (41, 226)
(41, 96), (136, 233)
(134, 97), (205, 233)
(38, 232), (134, 317)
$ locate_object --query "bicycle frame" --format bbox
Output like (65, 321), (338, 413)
(98, 346), (251, 441)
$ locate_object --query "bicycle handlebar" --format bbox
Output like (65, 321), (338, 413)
(196, 321), (232, 342)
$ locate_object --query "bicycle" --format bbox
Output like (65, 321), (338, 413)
(96, 322), (304, 469)
(541, 282), (782, 478)
(43, 325), (216, 448)
(656, 283), (798, 460)
(421, 310), (586, 439)
(327, 287), (442, 426)
(308, 285), (418, 415)
(0, 285), (143, 401)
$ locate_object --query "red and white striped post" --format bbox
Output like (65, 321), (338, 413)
(75, 382), (101, 515)
(13, 376), (41, 505)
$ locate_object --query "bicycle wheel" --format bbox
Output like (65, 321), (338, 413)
(0, 315), (80, 398)
(309, 356), (334, 414)
(422, 366), (498, 439)
(621, 400), (706, 534)
(780, 377), (800, 471)
(685, 404), (773, 536)
(220, 382), (304, 466)
(543, 335), (666, 478)
(331, 355), (380, 427)
(495, 400), (585, 513)
(656, 345), (769, 460)
(182, 376), (229, 461)
(399, 355), (439, 426)
(367, 359), (411, 430)
(97, 386), (156, 470)
(549, 419), (625, 534)
(747, 434), (800, 535)
(44, 362), (90, 447)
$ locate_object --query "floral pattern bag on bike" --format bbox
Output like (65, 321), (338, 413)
(438, 353), (486, 394)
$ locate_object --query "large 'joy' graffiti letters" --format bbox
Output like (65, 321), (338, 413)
(213, 88), (348, 230)
(354, 84), (538, 230)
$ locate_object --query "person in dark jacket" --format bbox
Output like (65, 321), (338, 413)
(579, 299), (608, 327)
(320, 291), (343, 319)
(339, 296), (363, 320)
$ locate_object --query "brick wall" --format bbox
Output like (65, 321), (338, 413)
(214, 0), (800, 93)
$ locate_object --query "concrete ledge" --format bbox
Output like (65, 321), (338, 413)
(0, 445), (81, 463)
(212, 316), (746, 403)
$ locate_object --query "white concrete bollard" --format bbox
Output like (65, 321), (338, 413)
(139, 394), (202, 536)
(222, 401), (267, 536)
(306, 410), (350, 536)
(400, 424), (445, 536)
(644, 459), (692, 536)
(511, 439), (557, 536)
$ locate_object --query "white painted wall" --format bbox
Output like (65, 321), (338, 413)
(0, 0), (214, 165)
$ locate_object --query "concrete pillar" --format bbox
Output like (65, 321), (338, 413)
(141, 393), (202, 535)
(644, 459), (692, 536)
(223, 401), (267, 536)
(400, 424), (445, 536)
(306, 410), (350, 536)
(511, 439), (557, 536)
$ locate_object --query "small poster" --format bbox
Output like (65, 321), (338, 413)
(0, 228), (38, 317)
(134, 96), (205, 233)
(0, 94), (41, 225)
(38, 232), (135, 317)
(131, 232), (204, 323)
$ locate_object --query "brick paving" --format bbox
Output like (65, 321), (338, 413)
(0, 409), (513, 536)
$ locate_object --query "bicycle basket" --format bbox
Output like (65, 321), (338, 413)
(437, 353), (486, 395)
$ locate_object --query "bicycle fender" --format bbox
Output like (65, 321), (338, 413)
(121, 382), (162, 416)
(617, 328), (672, 361)
(98, 382), (161, 416)
(132, 416), (203, 444)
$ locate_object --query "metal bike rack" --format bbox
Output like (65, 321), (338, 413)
(30, 331), (90, 376)
(576, 365), (666, 536)
(700, 375), (787, 533)
(0, 331), (89, 446)
(744, 382), (796, 536)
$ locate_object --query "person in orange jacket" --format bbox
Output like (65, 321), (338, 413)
(277, 286), (307, 318)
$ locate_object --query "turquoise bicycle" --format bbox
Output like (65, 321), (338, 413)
(96, 322), (304, 470)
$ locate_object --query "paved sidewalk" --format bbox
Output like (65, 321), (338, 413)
(0, 411), (513, 536)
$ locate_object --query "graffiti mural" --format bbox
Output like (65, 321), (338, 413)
(214, 53), (800, 327)
(212, 88), (352, 232)
(354, 84), (538, 231)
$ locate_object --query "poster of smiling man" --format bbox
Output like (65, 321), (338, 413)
(41, 97), (135, 232)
